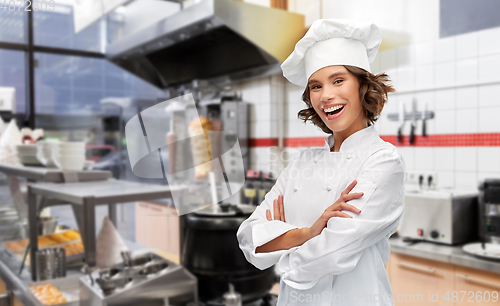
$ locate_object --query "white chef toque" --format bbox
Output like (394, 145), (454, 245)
(281, 19), (382, 88)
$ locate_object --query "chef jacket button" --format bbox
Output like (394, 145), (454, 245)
(294, 186), (298, 191)
(346, 154), (352, 160)
(327, 186), (332, 191)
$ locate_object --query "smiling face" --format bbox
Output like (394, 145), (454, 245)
(307, 65), (367, 135)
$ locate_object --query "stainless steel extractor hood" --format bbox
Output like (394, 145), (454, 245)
(105, 0), (305, 88)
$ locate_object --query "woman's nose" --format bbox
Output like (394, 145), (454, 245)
(321, 86), (336, 103)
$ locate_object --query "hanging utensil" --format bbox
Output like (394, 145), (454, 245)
(397, 101), (405, 143)
(422, 102), (427, 137)
(410, 98), (417, 145)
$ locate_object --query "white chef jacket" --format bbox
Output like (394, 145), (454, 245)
(237, 125), (405, 305)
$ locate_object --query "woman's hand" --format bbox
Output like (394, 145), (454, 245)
(266, 195), (285, 222)
(306, 180), (363, 239)
(257, 195), (310, 253)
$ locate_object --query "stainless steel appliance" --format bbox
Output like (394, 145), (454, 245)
(168, 90), (249, 205)
(198, 91), (249, 202)
(399, 189), (478, 245)
(79, 253), (197, 306)
(478, 179), (500, 244)
(106, 0), (304, 88)
(220, 99), (249, 178)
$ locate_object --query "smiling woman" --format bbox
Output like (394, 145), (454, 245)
(237, 18), (406, 306)
(300, 64), (394, 152)
(299, 65), (394, 142)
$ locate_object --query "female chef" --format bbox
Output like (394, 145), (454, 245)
(236, 19), (405, 305)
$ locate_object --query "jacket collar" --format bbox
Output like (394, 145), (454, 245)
(324, 125), (379, 153)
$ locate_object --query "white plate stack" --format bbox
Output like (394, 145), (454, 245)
(16, 144), (43, 166)
(52, 142), (86, 171)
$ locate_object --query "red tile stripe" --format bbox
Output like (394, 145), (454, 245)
(380, 133), (500, 147)
(249, 138), (278, 147)
(284, 137), (325, 147)
(249, 133), (500, 148)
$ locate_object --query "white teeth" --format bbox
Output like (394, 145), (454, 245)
(324, 105), (344, 113)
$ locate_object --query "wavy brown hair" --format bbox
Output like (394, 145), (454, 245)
(298, 65), (395, 134)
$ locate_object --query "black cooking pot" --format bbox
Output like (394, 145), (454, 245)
(182, 204), (276, 303)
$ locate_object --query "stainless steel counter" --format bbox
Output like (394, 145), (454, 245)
(0, 164), (112, 183)
(390, 236), (500, 274)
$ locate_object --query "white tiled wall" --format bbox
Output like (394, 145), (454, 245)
(373, 26), (500, 190)
(235, 77), (272, 172)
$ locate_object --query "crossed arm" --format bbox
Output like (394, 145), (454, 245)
(275, 157), (405, 290)
(255, 181), (363, 253)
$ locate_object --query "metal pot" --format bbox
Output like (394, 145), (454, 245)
(182, 204), (276, 303)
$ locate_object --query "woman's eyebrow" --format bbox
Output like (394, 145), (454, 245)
(328, 72), (348, 80)
(308, 72), (348, 85)
(307, 79), (319, 86)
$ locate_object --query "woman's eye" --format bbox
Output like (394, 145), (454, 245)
(311, 85), (321, 90)
(334, 79), (344, 84)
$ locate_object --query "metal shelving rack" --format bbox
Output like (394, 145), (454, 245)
(26, 179), (183, 280)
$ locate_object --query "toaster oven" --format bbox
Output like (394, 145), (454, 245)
(398, 189), (478, 245)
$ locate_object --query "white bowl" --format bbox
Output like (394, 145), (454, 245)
(54, 161), (85, 171)
(53, 154), (86, 162)
(56, 148), (85, 155)
(36, 141), (63, 167)
(57, 142), (86, 150)
(41, 140), (59, 146)
(52, 151), (85, 158)
(53, 155), (85, 161)
(52, 155), (85, 171)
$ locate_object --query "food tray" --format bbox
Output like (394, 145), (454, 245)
(27, 275), (80, 306)
(22, 241), (85, 266)
(3, 229), (81, 252)
(2, 229), (84, 265)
